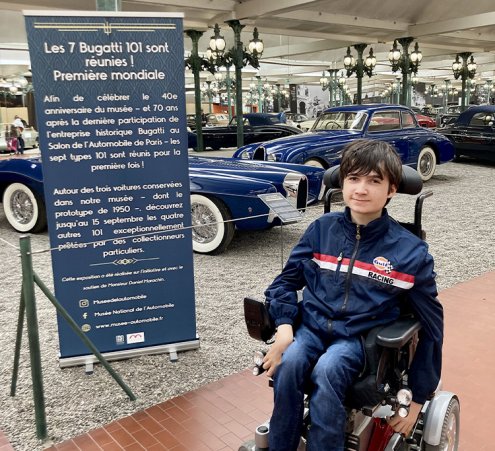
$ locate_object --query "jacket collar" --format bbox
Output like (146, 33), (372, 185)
(343, 207), (390, 242)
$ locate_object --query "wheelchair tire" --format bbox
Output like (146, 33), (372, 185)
(424, 397), (460, 451)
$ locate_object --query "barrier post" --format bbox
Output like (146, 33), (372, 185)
(10, 290), (25, 396)
(19, 235), (47, 440)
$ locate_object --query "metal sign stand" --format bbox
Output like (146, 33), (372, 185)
(10, 235), (137, 441)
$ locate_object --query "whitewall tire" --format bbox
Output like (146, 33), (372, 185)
(2, 183), (47, 233)
(190, 194), (235, 254)
(417, 146), (437, 181)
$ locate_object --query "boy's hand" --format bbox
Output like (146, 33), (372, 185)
(387, 401), (423, 437)
(263, 324), (293, 377)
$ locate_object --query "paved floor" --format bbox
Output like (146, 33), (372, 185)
(1, 271), (494, 450)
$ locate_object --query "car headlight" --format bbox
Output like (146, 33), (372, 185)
(267, 153), (277, 161)
(240, 152), (250, 159)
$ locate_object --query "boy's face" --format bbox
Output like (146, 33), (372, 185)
(342, 169), (397, 225)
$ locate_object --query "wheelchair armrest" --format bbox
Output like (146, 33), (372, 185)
(244, 297), (275, 342)
(376, 317), (421, 349)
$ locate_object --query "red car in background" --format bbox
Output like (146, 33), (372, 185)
(415, 113), (436, 128)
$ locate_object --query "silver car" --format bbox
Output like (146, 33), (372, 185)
(0, 123), (39, 152)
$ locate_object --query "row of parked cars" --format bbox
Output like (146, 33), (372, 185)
(0, 103), (492, 254)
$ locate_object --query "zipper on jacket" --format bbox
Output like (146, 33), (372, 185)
(336, 251), (343, 275)
(341, 224), (361, 312)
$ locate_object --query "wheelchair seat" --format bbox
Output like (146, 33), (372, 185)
(244, 296), (422, 413)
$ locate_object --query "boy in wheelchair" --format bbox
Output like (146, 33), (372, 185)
(247, 140), (446, 451)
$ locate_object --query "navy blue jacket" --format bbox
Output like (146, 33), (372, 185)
(265, 207), (443, 404)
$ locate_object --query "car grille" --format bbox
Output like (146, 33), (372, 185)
(253, 146), (266, 160)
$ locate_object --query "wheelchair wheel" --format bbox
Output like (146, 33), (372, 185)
(424, 397), (460, 451)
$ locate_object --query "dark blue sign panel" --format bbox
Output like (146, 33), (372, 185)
(24, 12), (197, 361)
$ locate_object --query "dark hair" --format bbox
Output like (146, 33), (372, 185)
(339, 139), (402, 189)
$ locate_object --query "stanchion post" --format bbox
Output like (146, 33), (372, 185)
(19, 235), (47, 440)
(280, 223), (284, 272)
(10, 290), (26, 396)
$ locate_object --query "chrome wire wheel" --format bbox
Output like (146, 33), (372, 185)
(190, 194), (234, 254)
(191, 202), (219, 245)
(10, 188), (34, 225)
(2, 182), (46, 233)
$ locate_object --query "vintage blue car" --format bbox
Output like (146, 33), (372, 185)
(233, 104), (455, 181)
(190, 112), (302, 150)
(439, 105), (495, 162)
(0, 156), (324, 254)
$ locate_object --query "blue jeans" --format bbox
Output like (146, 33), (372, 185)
(269, 325), (364, 451)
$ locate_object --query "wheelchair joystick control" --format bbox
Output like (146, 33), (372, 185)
(253, 350), (266, 376)
(396, 388), (413, 418)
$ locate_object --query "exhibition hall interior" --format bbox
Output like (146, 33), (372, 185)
(0, 1), (494, 451)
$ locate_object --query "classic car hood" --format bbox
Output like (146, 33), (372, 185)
(188, 156), (312, 184)
(238, 129), (361, 154)
(189, 155), (309, 174)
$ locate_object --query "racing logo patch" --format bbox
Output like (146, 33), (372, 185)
(373, 256), (393, 274)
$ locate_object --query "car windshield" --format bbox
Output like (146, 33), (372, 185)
(312, 111), (367, 131)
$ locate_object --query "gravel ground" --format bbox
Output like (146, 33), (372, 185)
(0, 159), (494, 450)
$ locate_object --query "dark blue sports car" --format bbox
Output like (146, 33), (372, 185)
(439, 105), (495, 162)
(0, 155), (324, 254)
(190, 112), (302, 150)
(233, 104), (455, 181)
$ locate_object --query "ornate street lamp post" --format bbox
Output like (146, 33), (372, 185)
(255, 75), (264, 112)
(274, 83), (282, 112)
(206, 21), (263, 147)
(320, 68), (340, 107)
(467, 79), (476, 105)
(452, 52), (476, 111)
(201, 80), (218, 113)
(388, 37), (422, 106)
(214, 69), (235, 120)
(185, 30), (216, 151)
(343, 44), (376, 104)
(262, 80), (273, 112)
(426, 83), (438, 107)
(441, 79), (451, 113)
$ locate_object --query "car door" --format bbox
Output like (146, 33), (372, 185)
(242, 117), (257, 144)
(366, 110), (410, 163)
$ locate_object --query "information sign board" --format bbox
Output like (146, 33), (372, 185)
(24, 12), (198, 363)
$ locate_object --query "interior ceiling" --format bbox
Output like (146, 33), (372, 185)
(1, 0), (495, 96)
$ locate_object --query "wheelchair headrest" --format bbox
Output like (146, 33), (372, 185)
(323, 165), (423, 195)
